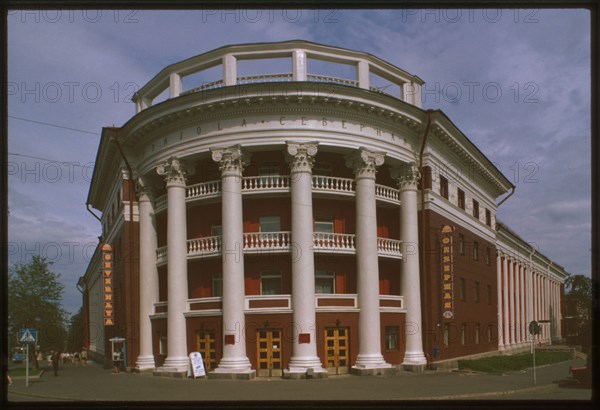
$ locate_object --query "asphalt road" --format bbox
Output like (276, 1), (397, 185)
(4, 357), (592, 404)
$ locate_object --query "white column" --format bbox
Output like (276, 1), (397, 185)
(211, 145), (253, 376)
(135, 177), (159, 371)
(496, 253), (505, 351)
(156, 157), (194, 373)
(169, 72), (182, 98)
(525, 265), (532, 344)
(357, 60), (370, 90)
(223, 54), (237, 86)
(508, 258), (516, 349)
(347, 148), (391, 371)
(292, 50), (307, 81)
(392, 163), (427, 367)
(520, 265), (527, 346)
(285, 142), (326, 375)
(515, 262), (521, 346)
(502, 255), (510, 349)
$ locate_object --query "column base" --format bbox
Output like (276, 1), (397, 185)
(401, 363), (426, 373)
(135, 355), (156, 373)
(402, 351), (427, 366)
(283, 368), (328, 379)
(287, 356), (326, 372)
(351, 365), (394, 376)
(154, 355), (189, 377)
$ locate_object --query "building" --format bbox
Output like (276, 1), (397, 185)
(79, 40), (568, 379)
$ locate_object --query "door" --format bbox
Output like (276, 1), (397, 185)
(196, 331), (216, 371)
(256, 329), (282, 377)
(324, 327), (349, 375)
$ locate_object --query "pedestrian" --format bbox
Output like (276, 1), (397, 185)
(51, 351), (59, 376)
(113, 350), (121, 374)
(81, 349), (88, 366)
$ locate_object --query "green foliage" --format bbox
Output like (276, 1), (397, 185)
(564, 273), (592, 349)
(8, 256), (68, 351)
(458, 351), (572, 373)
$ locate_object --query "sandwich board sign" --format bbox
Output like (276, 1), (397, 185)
(19, 328), (37, 344)
(189, 352), (206, 379)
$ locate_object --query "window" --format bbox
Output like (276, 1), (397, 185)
(314, 217), (334, 233)
(473, 241), (479, 261)
(485, 247), (491, 265)
(210, 224), (222, 237)
(487, 325), (493, 343)
(159, 332), (167, 355)
(485, 209), (491, 226)
(440, 175), (449, 199)
(459, 278), (466, 301)
(259, 165), (280, 176)
(315, 270), (335, 294)
(260, 271), (282, 295)
(457, 188), (465, 210)
(259, 216), (281, 232)
(475, 324), (480, 344)
(487, 285), (493, 305)
(443, 323), (450, 347)
(212, 273), (223, 297)
(460, 324), (466, 345)
(474, 281), (480, 303)
(459, 234), (465, 255)
(314, 163), (333, 176)
(473, 199), (480, 219)
(385, 326), (399, 350)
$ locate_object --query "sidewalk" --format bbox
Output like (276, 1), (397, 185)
(6, 358), (592, 402)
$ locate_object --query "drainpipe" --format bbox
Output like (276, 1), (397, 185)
(417, 109), (434, 363)
(497, 186), (516, 207)
(112, 132), (137, 371)
(87, 203), (102, 222)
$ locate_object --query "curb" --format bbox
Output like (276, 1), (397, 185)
(403, 384), (556, 400)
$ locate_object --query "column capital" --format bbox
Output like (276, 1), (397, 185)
(345, 147), (385, 179)
(136, 176), (155, 202)
(211, 145), (250, 177)
(157, 157), (194, 187)
(286, 141), (318, 173)
(391, 162), (421, 191)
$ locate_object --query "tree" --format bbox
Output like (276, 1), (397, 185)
(563, 273), (592, 350)
(8, 256), (68, 361)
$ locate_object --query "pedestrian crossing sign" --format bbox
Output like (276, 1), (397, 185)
(19, 328), (37, 344)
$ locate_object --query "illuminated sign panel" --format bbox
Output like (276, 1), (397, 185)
(102, 244), (114, 326)
(441, 225), (454, 319)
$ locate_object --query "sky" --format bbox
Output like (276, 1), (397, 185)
(6, 8), (591, 316)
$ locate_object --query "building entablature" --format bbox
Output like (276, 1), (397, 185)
(496, 223), (568, 283)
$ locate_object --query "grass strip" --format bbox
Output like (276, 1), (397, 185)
(458, 351), (572, 373)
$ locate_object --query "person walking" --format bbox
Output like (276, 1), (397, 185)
(81, 349), (88, 366)
(51, 351), (60, 376)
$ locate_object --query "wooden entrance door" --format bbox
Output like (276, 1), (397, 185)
(256, 329), (282, 377)
(324, 327), (349, 375)
(195, 331), (216, 371)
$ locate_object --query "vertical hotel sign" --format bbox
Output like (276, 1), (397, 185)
(102, 244), (114, 326)
(441, 225), (455, 319)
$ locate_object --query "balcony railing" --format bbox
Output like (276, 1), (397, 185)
(377, 238), (403, 259)
(242, 175), (290, 192)
(156, 232), (402, 265)
(313, 232), (356, 254)
(375, 184), (400, 204)
(312, 175), (354, 195)
(237, 73), (293, 85)
(155, 175), (401, 213)
(244, 231), (291, 253)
